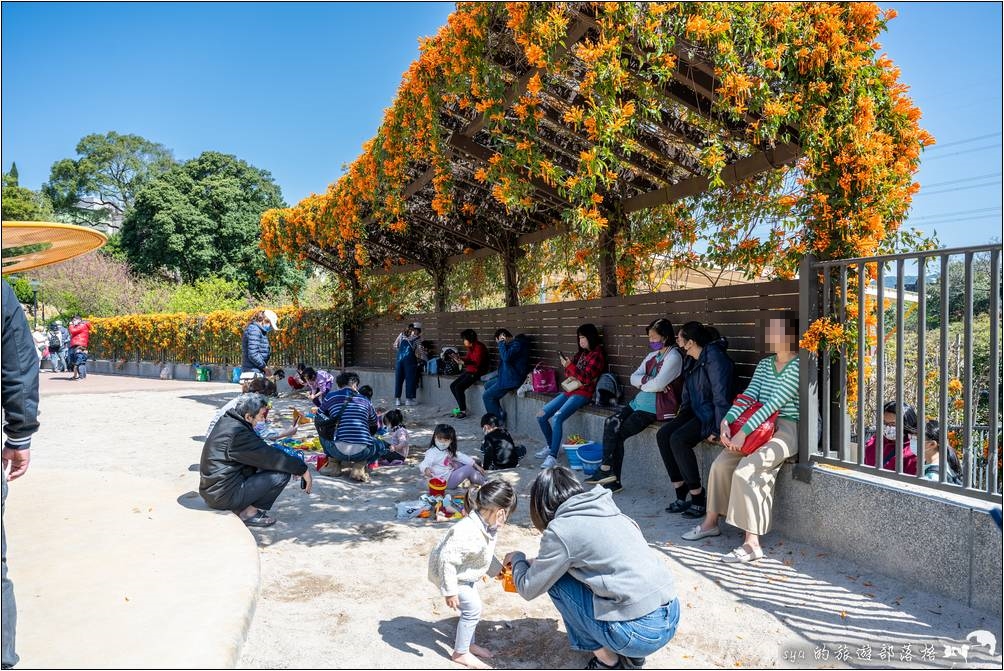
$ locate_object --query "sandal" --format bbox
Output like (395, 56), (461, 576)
(243, 510), (276, 527)
(681, 504), (706, 519)
(664, 499), (691, 514)
(721, 544), (764, 563)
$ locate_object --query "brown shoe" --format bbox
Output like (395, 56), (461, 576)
(319, 460), (342, 477)
(349, 462), (369, 482)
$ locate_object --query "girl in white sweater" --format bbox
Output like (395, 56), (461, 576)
(428, 479), (517, 669)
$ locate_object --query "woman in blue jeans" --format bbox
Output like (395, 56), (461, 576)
(537, 323), (606, 470)
(505, 467), (680, 669)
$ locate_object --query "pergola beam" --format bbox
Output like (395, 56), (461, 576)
(622, 142), (800, 213)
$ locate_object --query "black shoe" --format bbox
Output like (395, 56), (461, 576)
(619, 655), (647, 669)
(584, 468), (616, 485)
(681, 504), (707, 519)
(585, 657), (624, 669)
(602, 480), (624, 494)
(665, 499), (691, 514)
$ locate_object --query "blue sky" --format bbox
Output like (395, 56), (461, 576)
(2, 2), (1001, 249)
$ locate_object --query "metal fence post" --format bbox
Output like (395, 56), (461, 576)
(796, 253), (820, 483)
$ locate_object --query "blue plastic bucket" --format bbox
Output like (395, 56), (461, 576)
(578, 441), (602, 461)
(580, 456), (602, 476)
(231, 367), (242, 384)
(563, 445), (583, 470)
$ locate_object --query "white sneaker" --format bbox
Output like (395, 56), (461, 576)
(534, 447), (550, 459)
(540, 455), (557, 469)
(394, 399), (402, 407)
(405, 399), (418, 407)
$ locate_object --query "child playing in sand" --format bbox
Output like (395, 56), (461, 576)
(418, 424), (486, 489)
(480, 413), (525, 470)
(428, 479), (517, 669)
(378, 409), (409, 465)
(303, 367), (334, 406)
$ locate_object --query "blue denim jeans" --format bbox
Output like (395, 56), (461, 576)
(538, 393), (590, 457)
(394, 357), (418, 401)
(482, 379), (517, 424)
(320, 436), (385, 464)
(548, 574), (679, 656)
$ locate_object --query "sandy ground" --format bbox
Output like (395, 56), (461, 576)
(28, 372), (1004, 670)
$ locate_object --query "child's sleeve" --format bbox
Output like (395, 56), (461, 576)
(455, 452), (476, 466)
(482, 436), (497, 470)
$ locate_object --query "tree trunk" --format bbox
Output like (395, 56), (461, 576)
(503, 243), (521, 308)
(431, 264), (449, 313)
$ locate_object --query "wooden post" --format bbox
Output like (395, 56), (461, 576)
(503, 240), (521, 308)
(598, 205), (622, 297)
(430, 264), (449, 313)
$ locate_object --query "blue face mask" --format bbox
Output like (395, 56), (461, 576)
(262, 324), (272, 333)
(649, 341), (664, 351)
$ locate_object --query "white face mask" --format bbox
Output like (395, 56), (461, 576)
(435, 440), (451, 449)
(883, 425), (898, 441)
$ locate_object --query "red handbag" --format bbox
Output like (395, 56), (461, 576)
(644, 352), (683, 420)
(727, 393), (779, 455)
(531, 363), (558, 393)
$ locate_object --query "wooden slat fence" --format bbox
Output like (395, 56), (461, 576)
(346, 280), (799, 397)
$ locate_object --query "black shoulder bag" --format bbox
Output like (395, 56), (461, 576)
(314, 391), (355, 441)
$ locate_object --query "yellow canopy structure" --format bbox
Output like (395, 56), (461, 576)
(1, 221), (107, 274)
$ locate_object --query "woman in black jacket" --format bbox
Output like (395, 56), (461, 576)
(657, 322), (734, 520)
(199, 393), (312, 527)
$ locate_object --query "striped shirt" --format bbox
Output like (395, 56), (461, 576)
(318, 388), (378, 446)
(724, 355), (800, 433)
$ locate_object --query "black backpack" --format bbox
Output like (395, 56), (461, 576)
(441, 347), (461, 376)
(47, 330), (62, 351)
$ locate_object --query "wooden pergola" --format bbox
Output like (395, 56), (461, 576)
(300, 5), (801, 309)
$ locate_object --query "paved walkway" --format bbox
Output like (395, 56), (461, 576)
(4, 373), (1001, 669)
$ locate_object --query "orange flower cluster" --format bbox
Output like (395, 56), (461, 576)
(261, 2), (930, 301)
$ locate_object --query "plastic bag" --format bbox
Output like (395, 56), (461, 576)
(395, 500), (430, 520)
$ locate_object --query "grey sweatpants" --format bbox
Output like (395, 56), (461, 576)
(454, 581), (481, 654)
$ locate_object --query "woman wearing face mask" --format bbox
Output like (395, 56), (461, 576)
(240, 309), (279, 390)
(586, 319), (683, 494)
(862, 401), (920, 476)
(658, 321), (734, 517)
(915, 419), (963, 485)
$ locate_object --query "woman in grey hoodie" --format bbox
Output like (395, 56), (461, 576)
(505, 467), (680, 669)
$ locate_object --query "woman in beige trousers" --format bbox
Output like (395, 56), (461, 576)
(681, 311), (801, 564)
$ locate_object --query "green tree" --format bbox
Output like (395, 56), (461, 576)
(120, 151), (304, 295)
(43, 132), (175, 230)
(926, 252), (997, 329)
(166, 276), (246, 313)
(2, 169), (55, 221)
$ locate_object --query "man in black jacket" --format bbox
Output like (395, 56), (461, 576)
(199, 393), (311, 527)
(2, 280), (41, 669)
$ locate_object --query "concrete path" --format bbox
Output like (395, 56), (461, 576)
(5, 373), (1001, 669)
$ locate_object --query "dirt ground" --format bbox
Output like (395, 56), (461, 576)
(30, 373), (1003, 670)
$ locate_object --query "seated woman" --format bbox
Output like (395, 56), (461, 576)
(504, 467), (679, 670)
(681, 311), (800, 564)
(317, 371), (383, 482)
(587, 318), (683, 494)
(537, 324), (606, 471)
(482, 329), (530, 426)
(917, 419), (963, 485)
(199, 393), (312, 527)
(450, 329), (490, 419)
(863, 401), (920, 476)
(658, 322), (734, 517)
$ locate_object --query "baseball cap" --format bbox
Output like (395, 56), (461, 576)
(263, 310), (280, 330)
(410, 321), (423, 331)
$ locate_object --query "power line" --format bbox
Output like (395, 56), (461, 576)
(923, 144), (1002, 161)
(920, 171), (1002, 189)
(911, 215), (1002, 230)
(916, 180), (1002, 197)
(909, 206), (1002, 221)
(925, 131), (1002, 151)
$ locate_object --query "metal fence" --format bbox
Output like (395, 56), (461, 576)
(798, 244), (1002, 502)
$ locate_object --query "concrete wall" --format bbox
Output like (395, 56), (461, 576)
(90, 362), (1003, 616)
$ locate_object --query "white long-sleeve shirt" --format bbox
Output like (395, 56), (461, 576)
(629, 348), (683, 414)
(417, 446), (475, 481)
(428, 513), (497, 596)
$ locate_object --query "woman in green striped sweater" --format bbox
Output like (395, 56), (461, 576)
(681, 311), (800, 564)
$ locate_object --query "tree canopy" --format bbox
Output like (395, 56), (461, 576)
(43, 131), (175, 230)
(120, 151), (304, 295)
(2, 168), (55, 222)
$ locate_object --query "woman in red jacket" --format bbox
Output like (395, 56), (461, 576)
(450, 329), (489, 419)
(68, 315), (91, 380)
